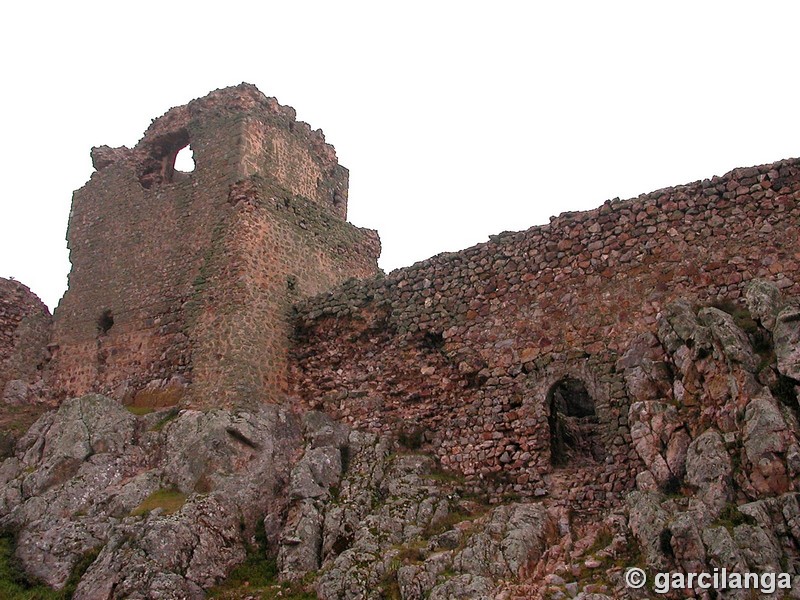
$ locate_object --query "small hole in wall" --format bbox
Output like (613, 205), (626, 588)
(422, 331), (445, 350)
(97, 309), (114, 334)
(174, 144), (195, 172)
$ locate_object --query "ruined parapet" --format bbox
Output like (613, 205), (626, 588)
(50, 84), (380, 407)
(290, 156), (800, 505)
(0, 278), (52, 405)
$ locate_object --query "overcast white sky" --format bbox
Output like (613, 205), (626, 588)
(2, 1), (799, 310)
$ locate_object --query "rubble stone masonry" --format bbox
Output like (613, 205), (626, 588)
(290, 158), (800, 509)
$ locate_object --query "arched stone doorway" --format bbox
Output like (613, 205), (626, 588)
(547, 377), (602, 467)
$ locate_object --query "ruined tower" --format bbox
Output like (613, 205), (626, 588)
(50, 84), (380, 407)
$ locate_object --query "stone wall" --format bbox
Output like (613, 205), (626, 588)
(0, 278), (52, 403)
(50, 84), (379, 407)
(290, 157), (800, 508)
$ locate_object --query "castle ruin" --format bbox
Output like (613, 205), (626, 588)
(0, 84), (799, 597)
(4, 83), (800, 508)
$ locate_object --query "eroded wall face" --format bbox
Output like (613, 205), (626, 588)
(50, 84), (378, 407)
(51, 112), (242, 402)
(0, 279), (52, 400)
(239, 116), (349, 220)
(290, 158), (800, 509)
(189, 179), (379, 407)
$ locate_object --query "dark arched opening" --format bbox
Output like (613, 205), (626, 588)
(547, 377), (602, 467)
(97, 309), (114, 335)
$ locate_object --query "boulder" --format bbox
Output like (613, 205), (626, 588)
(685, 429), (732, 516)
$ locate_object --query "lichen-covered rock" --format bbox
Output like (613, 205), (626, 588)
(657, 299), (710, 358)
(279, 412), (348, 581)
(667, 511), (707, 574)
(73, 492), (249, 599)
(0, 395), (301, 597)
(775, 304), (800, 382)
(743, 392), (794, 496)
(628, 401), (687, 488)
(697, 307), (758, 372)
(701, 526), (748, 574)
(732, 523), (783, 574)
(427, 574), (495, 600)
(626, 490), (671, 570)
(276, 415), (559, 600)
(314, 444), (454, 600)
(452, 504), (555, 580)
(685, 429), (732, 516)
(745, 279), (783, 332)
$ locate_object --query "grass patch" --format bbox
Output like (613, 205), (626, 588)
(211, 550), (277, 592)
(208, 525), (315, 599)
(129, 386), (183, 411)
(715, 503), (757, 531)
(125, 405), (154, 416)
(0, 532), (99, 599)
(757, 350), (777, 373)
(378, 567), (402, 600)
(586, 528), (614, 555)
(131, 488), (187, 517)
(424, 466), (465, 485)
(423, 508), (478, 538)
(151, 409), (180, 432)
(395, 540), (427, 565)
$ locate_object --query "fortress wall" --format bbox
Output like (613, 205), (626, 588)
(290, 157), (800, 506)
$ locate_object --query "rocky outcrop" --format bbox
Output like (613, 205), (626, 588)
(277, 413), (558, 600)
(618, 280), (800, 597)
(0, 279), (798, 598)
(0, 394), (301, 598)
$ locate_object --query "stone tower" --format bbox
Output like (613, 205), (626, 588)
(50, 84), (380, 408)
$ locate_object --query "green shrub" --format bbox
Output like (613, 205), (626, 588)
(208, 523), (316, 599)
(151, 409), (180, 432)
(0, 532), (99, 599)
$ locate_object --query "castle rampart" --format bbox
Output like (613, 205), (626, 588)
(290, 157), (800, 507)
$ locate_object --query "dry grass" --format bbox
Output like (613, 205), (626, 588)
(128, 386), (183, 410)
(131, 488), (187, 516)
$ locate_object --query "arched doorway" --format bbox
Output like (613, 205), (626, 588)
(547, 377), (602, 467)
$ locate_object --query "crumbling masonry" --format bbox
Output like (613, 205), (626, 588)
(48, 84), (380, 408)
(3, 83), (800, 513)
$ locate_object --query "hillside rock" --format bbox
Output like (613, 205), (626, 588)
(1, 280), (799, 598)
(618, 283), (800, 597)
(277, 413), (557, 600)
(0, 395), (301, 597)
